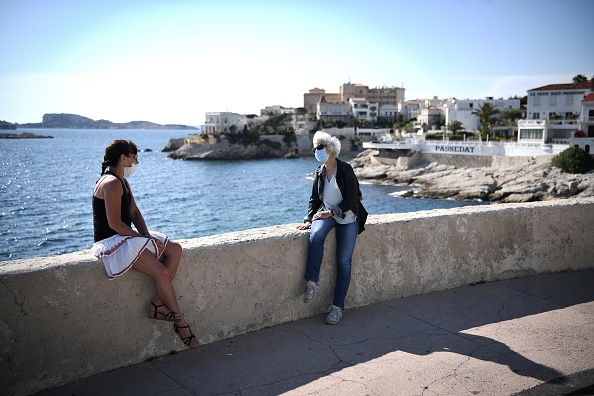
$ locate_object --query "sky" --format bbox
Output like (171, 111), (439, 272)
(1, 0), (593, 126)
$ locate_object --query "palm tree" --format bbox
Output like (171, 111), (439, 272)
(447, 120), (465, 134)
(347, 115), (360, 131)
(472, 103), (500, 139)
(573, 74), (588, 83)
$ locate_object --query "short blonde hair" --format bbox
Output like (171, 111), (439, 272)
(313, 131), (341, 157)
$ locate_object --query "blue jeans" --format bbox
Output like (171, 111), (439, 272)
(304, 217), (359, 310)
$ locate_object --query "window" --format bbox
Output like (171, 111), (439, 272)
(533, 96), (541, 106)
(566, 95), (574, 106)
(549, 95), (557, 106)
(520, 129), (543, 139)
(585, 145), (590, 154)
(551, 129), (571, 139)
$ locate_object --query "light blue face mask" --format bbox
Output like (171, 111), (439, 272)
(315, 148), (329, 163)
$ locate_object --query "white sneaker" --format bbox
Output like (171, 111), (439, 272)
(303, 280), (318, 303)
(325, 305), (343, 324)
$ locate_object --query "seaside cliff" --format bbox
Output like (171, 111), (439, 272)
(16, 113), (198, 130)
(351, 150), (594, 203)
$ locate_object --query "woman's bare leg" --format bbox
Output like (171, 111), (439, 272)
(161, 241), (182, 280)
(133, 249), (199, 347)
(151, 241), (183, 310)
(133, 249), (183, 315)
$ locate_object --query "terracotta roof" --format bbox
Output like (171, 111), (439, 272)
(583, 93), (594, 102)
(529, 80), (592, 91)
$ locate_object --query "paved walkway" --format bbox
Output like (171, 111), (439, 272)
(36, 270), (594, 396)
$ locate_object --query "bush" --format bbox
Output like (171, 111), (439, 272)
(552, 147), (594, 173)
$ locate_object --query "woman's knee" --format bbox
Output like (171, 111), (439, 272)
(166, 241), (182, 258)
(309, 229), (327, 245)
(336, 259), (352, 273)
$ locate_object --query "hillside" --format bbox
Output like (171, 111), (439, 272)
(17, 113), (198, 130)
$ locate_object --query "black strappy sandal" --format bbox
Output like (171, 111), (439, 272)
(174, 322), (200, 348)
(148, 303), (179, 322)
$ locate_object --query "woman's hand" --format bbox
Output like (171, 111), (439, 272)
(297, 222), (311, 230)
(312, 210), (333, 221)
(147, 236), (165, 256)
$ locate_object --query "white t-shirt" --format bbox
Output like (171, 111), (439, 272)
(322, 170), (356, 225)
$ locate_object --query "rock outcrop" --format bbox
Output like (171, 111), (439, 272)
(0, 132), (53, 139)
(351, 150), (594, 203)
(162, 138), (186, 152)
(168, 140), (294, 160)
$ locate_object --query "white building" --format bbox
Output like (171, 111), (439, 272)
(378, 104), (399, 125)
(518, 79), (593, 144)
(349, 98), (378, 122)
(317, 95), (351, 123)
(444, 98), (521, 132)
(416, 106), (442, 131)
(580, 93), (594, 137)
(260, 105), (295, 116)
(399, 100), (421, 120)
(203, 112), (247, 135)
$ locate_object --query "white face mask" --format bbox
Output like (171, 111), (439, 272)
(124, 158), (137, 178)
(315, 148), (329, 163)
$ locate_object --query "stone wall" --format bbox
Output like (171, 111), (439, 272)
(2, 198), (594, 395)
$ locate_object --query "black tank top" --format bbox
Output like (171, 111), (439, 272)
(92, 171), (132, 242)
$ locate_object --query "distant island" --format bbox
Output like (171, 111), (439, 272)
(0, 132), (53, 139)
(3, 113), (198, 130)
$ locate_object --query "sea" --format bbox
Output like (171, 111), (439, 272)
(0, 129), (488, 262)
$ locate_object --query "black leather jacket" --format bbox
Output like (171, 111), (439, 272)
(304, 159), (361, 223)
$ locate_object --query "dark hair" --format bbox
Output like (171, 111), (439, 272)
(101, 140), (138, 175)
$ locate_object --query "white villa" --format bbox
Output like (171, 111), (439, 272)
(349, 98), (379, 122)
(399, 100), (421, 120)
(517, 79), (593, 145)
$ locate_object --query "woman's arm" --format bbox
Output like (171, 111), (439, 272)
(305, 170), (322, 222)
(102, 178), (144, 237)
(336, 162), (359, 214)
(126, 180), (150, 237)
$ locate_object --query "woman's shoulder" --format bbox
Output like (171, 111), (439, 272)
(97, 174), (123, 191)
(337, 158), (354, 173)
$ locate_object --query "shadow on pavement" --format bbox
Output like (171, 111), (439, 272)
(36, 269), (594, 396)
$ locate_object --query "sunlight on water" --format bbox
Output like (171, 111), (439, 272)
(0, 129), (488, 262)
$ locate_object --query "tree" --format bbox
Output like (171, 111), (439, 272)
(500, 108), (524, 126)
(471, 103), (500, 138)
(447, 120), (465, 134)
(295, 107), (307, 116)
(573, 74), (588, 83)
(552, 147), (594, 173)
(347, 115), (360, 129)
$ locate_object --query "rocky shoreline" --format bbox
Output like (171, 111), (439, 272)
(166, 140), (296, 160)
(350, 150), (594, 203)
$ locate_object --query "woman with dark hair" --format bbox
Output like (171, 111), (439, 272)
(297, 131), (367, 325)
(91, 139), (199, 348)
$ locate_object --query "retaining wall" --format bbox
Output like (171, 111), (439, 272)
(2, 198), (594, 395)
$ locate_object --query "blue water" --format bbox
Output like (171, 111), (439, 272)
(0, 129), (487, 262)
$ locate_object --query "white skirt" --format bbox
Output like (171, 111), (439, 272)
(91, 231), (169, 279)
